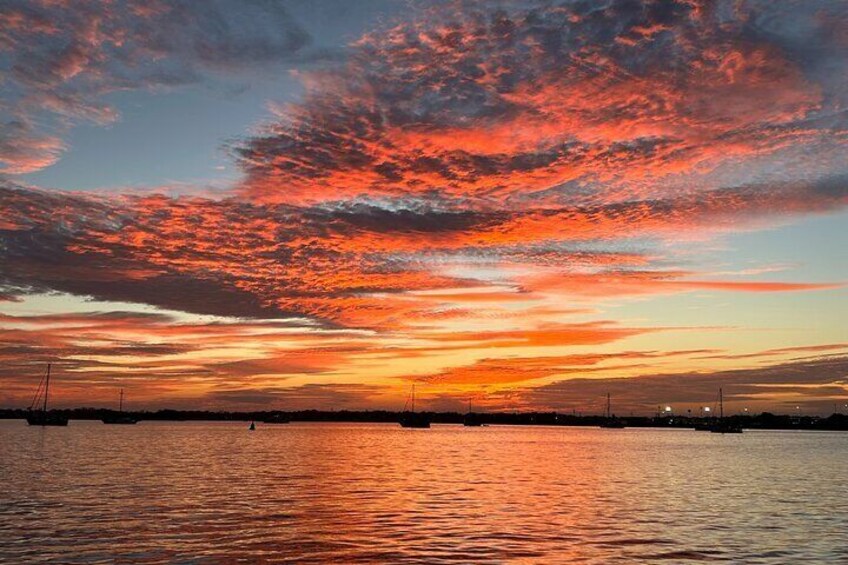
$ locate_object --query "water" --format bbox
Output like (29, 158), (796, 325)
(1, 421), (846, 564)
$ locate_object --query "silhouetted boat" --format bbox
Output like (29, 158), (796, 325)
(249, 421), (256, 431)
(710, 388), (742, 434)
(463, 399), (483, 427)
(26, 364), (68, 426)
(102, 388), (138, 424)
(399, 384), (430, 428)
(599, 393), (625, 428)
(262, 413), (290, 424)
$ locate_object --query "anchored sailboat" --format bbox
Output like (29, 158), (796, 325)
(102, 388), (138, 424)
(26, 364), (68, 427)
(463, 398), (483, 427)
(599, 392), (625, 428)
(399, 384), (430, 428)
(710, 387), (742, 434)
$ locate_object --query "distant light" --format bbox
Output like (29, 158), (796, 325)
(664, 406), (672, 412)
(704, 407), (711, 412)
(743, 408), (749, 412)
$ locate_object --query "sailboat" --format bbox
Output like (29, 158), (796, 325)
(710, 387), (743, 434)
(102, 388), (138, 424)
(248, 421), (256, 431)
(463, 399), (483, 427)
(599, 392), (625, 428)
(26, 364), (68, 426)
(399, 384), (430, 428)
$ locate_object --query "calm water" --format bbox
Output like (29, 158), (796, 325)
(1, 421), (846, 564)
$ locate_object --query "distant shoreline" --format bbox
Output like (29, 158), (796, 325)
(3, 408), (847, 431)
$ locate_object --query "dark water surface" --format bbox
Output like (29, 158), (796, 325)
(1, 421), (846, 564)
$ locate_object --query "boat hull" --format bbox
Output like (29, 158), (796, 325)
(26, 413), (68, 426)
(102, 416), (138, 424)
(599, 421), (626, 429)
(399, 413), (431, 428)
(463, 414), (483, 427)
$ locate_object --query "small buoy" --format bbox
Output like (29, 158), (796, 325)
(249, 421), (256, 431)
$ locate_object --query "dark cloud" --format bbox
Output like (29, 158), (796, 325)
(511, 356), (848, 414)
(0, 310), (196, 368)
(0, 310), (175, 325)
(325, 201), (501, 234)
(203, 383), (388, 409)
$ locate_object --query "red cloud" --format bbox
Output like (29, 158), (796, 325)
(236, 2), (829, 208)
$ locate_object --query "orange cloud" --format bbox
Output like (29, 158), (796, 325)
(237, 2), (829, 208)
(416, 348), (722, 386)
(522, 270), (844, 299)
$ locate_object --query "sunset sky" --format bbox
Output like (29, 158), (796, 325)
(1, 0), (846, 415)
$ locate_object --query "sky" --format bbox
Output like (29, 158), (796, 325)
(0, 0), (846, 415)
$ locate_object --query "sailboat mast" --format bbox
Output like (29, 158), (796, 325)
(607, 393), (611, 418)
(42, 363), (51, 413)
(412, 384), (415, 413)
(119, 388), (124, 412)
(719, 387), (724, 420)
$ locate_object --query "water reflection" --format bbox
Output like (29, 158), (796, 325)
(1, 422), (846, 563)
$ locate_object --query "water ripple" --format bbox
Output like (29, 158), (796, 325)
(1, 422), (846, 564)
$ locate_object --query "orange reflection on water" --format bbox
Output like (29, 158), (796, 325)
(3, 421), (848, 563)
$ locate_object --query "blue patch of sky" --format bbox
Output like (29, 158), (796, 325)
(21, 78), (300, 191)
(19, 0), (408, 192)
